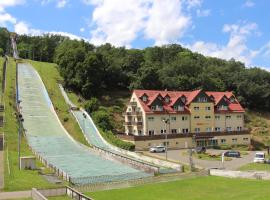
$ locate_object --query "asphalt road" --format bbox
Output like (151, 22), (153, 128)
(146, 149), (257, 170)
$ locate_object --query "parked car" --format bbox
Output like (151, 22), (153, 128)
(149, 146), (166, 153)
(253, 152), (265, 163)
(193, 146), (206, 154)
(224, 150), (241, 158)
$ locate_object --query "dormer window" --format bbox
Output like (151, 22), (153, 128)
(181, 97), (186, 103)
(165, 96), (170, 103)
(198, 97), (207, 102)
(142, 94), (148, 102)
(230, 97), (235, 103)
(217, 105), (228, 111)
(151, 106), (155, 111)
(174, 105), (184, 111)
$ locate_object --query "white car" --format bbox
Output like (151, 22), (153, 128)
(253, 152), (265, 163)
(149, 146), (166, 153)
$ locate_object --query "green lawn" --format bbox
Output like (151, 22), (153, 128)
(3, 58), (64, 191)
(28, 60), (88, 146)
(239, 163), (270, 171)
(86, 176), (270, 200)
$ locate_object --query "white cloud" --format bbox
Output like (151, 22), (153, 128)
(56, 0), (68, 8)
(243, 0), (255, 8)
(41, 0), (68, 8)
(196, 9), (211, 17)
(187, 22), (259, 66)
(0, 12), (17, 26)
(14, 21), (42, 35)
(89, 0), (191, 46)
(89, 0), (151, 46)
(184, 0), (202, 10)
(144, 0), (190, 45)
(0, 0), (25, 8)
(80, 27), (85, 32)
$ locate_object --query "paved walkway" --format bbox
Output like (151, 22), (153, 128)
(0, 190), (31, 199)
(146, 149), (256, 170)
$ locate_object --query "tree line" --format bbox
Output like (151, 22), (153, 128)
(1, 27), (270, 111)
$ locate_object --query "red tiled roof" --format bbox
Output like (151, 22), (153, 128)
(133, 89), (245, 114)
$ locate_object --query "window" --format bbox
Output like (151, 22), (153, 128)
(205, 106), (211, 111)
(181, 97), (186, 103)
(151, 106), (155, 111)
(194, 116), (200, 119)
(237, 126), (242, 131)
(174, 105), (184, 111)
(218, 105), (228, 110)
(237, 115), (242, 119)
(148, 130), (154, 136)
(138, 130), (142, 135)
(165, 97), (170, 103)
(148, 117), (154, 121)
(226, 115), (231, 119)
(171, 129), (177, 134)
(195, 128), (200, 133)
(226, 127), (232, 132)
(206, 127), (212, 132)
(142, 96), (147, 102)
(161, 129), (167, 134)
(215, 115), (221, 120)
(198, 97), (207, 102)
(171, 117), (176, 121)
(194, 106), (199, 110)
(163, 142), (169, 146)
(182, 128), (189, 133)
(243, 138), (249, 141)
(215, 127), (221, 132)
(221, 139), (226, 144)
(156, 105), (163, 111)
(205, 116), (211, 119)
(232, 138), (237, 143)
(176, 142), (179, 145)
(182, 116), (188, 121)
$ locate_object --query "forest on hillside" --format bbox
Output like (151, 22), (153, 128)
(1, 27), (270, 111)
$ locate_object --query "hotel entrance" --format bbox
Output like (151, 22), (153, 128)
(196, 138), (218, 147)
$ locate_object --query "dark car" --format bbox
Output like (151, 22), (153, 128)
(193, 146), (206, 154)
(224, 150), (241, 158)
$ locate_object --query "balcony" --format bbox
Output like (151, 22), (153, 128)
(127, 102), (137, 107)
(124, 121), (143, 126)
(123, 111), (142, 116)
(120, 129), (251, 141)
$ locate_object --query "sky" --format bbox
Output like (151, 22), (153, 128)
(0, 0), (269, 69)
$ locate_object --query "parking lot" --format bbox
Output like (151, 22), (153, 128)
(145, 149), (257, 170)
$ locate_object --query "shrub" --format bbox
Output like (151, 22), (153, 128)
(92, 109), (113, 131)
(84, 97), (100, 113)
(0, 48), (3, 56)
(63, 117), (69, 122)
(100, 130), (135, 151)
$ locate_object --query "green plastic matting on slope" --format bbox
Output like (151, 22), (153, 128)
(17, 63), (151, 185)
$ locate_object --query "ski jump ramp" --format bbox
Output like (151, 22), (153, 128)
(17, 63), (151, 185)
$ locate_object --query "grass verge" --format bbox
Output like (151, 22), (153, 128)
(238, 163), (270, 171)
(3, 58), (63, 191)
(86, 176), (270, 200)
(28, 60), (88, 146)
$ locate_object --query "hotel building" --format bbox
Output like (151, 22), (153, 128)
(122, 89), (250, 150)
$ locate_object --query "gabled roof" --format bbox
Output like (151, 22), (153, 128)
(133, 89), (244, 114)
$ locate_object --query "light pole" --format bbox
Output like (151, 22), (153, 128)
(162, 118), (170, 160)
(82, 113), (87, 133)
(18, 110), (24, 169)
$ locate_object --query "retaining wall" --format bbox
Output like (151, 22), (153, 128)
(209, 169), (270, 180)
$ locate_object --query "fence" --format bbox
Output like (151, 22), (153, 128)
(31, 187), (93, 200)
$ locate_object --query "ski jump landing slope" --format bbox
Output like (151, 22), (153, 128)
(17, 63), (151, 185)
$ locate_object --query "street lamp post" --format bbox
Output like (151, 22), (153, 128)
(82, 113), (87, 133)
(163, 118), (170, 160)
(18, 112), (24, 169)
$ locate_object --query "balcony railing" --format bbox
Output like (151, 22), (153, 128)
(124, 121), (143, 126)
(118, 129), (251, 141)
(127, 102), (137, 106)
(123, 111), (142, 116)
